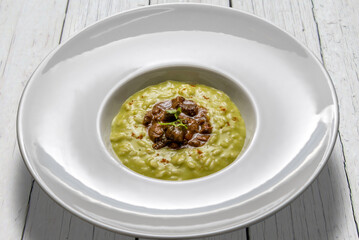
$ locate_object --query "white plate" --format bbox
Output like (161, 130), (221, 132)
(17, 3), (339, 238)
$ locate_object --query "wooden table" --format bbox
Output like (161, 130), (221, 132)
(1, 0), (358, 239)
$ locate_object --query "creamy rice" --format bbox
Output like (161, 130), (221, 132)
(110, 81), (246, 180)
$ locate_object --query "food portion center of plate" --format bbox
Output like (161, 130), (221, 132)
(144, 96), (213, 149)
(110, 81), (246, 180)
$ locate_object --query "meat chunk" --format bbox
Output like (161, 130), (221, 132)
(187, 119), (199, 133)
(195, 117), (206, 125)
(143, 111), (152, 126)
(184, 131), (193, 141)
(171, 96), (185, 108)
(152, 139), (167, 149)
(165, 125), (185, 142)
(152, 103), (163, 115)
(143, 96), (212, 150)
(148, 123), (165, 142)
(162, 110), (176, 122)
(200, 123), (212, 134)
(181, 100), (198, 116)
(196, 134), (210, 141)
(188, 138), (202, 147)
(168, 142), (181, 149)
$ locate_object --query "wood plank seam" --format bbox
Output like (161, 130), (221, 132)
(309, 0), (324, 64)
(276, 208), (281, 238)
(339, 134), (359, 235)
(58, 0), (71, 44)
(0, 30), (16, 79)
(15, 1), (357, 239)
(310, 0), (359, 236)
(20, 180), (34, 240)
(66, 215), (72, 239)
(47, 1), (73, 238)
(19, 1), (72, 239)
(310, 183), (329, 239)
(57, 210), (66, 240)
(91, 224), (95, 240)
(288, 205), (297, 239)
(9, 2), (36, 233)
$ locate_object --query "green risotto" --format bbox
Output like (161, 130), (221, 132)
(110, 81), (246, 180)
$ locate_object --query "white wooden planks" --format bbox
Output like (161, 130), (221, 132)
(0, 0), (358, 239)
(0, 0), (69, 239)
(312, 0), (359, 229)
(22, 182), (134, 240)
(61, 0), (149, 42)
(151, 0), (229, 6)
(22, 183), (68, 239)
(21, 1), (148, 239)
(232, 0), (359, 239)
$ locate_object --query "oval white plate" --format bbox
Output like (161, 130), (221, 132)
(17, 3), (338, 238)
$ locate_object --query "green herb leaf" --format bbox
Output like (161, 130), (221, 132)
(161, 107), (187, 129)
(175, 107), (181, 119)
(166, 107), (182, 119)
(166, 109), (177, 114)
(158, 122), (175, 126)
(158, 119), (188, 129)
(177, 122), (188, 129)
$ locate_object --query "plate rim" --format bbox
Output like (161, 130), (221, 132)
(16, 3), (339, 238)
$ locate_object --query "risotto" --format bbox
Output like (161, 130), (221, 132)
(110, 81), (246, 180)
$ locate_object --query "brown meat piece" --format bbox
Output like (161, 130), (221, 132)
(188, 138), (202, 147)
(143, 111), (152, 126)
(143, 96), (212, 150)
(148, 123), (165, 142)
(196, 134), (210, 141)
(162, 111), (176, 122)
(165, 125), (185, 142)
(184, 131), (193, 141)
(181, 100), (198, 116)
(153, 139), (167, 149)
(196, 117), (207, 125)
(200, 123), (212, 134)
(153, 111), (165, 121)
(151, 103), (163, 115)
(178, 113), (189, 124)
(171, 96), (185, 108)
(168, 142), (181, 149)
(187, 119), (199, 133)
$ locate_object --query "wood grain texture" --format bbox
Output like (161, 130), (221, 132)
(0, 0), (68, 239)
(1, 0), (358, 239)
(21, 1), (148, 239)
(232, 0), (359, 239)
(151, 0), (229, 6)
(61, 0), (149, 42)
(22, 183), (67, 239)
(22, 184), (134, 240)
(312, 0), (359, 230)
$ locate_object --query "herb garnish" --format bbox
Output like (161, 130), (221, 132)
(159, 107), (188, 129)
